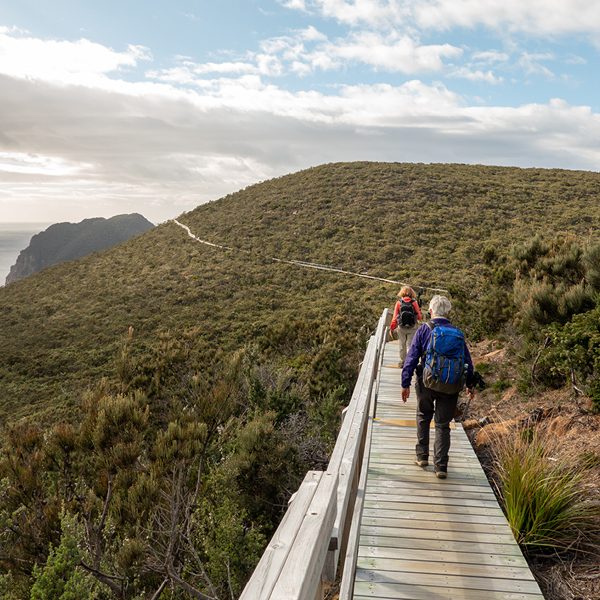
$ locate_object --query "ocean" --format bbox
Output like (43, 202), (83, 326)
(0, 223), (52, 286)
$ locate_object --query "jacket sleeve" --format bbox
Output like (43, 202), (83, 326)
(390, 301), (400, 330)
(401, 324), (429, 388)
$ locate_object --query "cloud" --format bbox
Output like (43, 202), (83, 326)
(518, 52), (555, 78)
(280, 0), (600, 37)
(149, 28), (462, 83)
(0, 30), (151, 87)
(317, 32), (463, 73)
(0, 152), (90, 176)
(0, 27), (599, 224)
(564, 55), (587, 65)
(472, 50), (510, 64)
(448, 67), (503, 84)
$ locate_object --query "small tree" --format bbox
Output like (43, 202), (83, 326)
(541, 299), (600, 409)
(30, 513), (97, 600)
(512, 237), (598, 338)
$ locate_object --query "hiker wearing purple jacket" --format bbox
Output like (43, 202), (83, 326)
(401, 295), (475, 479)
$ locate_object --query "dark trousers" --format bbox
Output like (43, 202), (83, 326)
(415, 380), (458, 469)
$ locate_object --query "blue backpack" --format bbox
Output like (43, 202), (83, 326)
(422, 322), (467, 394)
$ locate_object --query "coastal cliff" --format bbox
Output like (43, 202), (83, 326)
(5, 213), (154, 284)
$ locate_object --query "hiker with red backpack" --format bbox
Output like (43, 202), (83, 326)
(390, 286), (422, 367)
(401, 295), (475, 479)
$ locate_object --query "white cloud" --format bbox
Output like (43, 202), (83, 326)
(519, 52), (555, 78)
(298, 25), (328, 42)
(148, 29), (462, 83)
(0, 30), (151, 86)
(564, 55), (587, 65)
(0, 27), (599, 224)
(0, 152), (91, 176)
(284, 0), (405, 27)
(319, 32), (463, 73)
(281, 0), (307, 9)
(413, 0), (600, 35)
(281, 0), (600, 36)
(448, 67), (503, 84)
(472, 50), (509, 64)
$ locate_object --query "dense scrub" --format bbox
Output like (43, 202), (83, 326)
(1, 162), (599, 598)
(2, 162), (599, 425)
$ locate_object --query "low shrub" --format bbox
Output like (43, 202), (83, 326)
(493, 430), (600, 553)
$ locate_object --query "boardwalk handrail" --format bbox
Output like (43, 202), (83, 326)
(240, 309), (392, 600)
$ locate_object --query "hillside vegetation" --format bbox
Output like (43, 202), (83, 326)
(1, 162), (599, 599)
(2, 162), (598, 425)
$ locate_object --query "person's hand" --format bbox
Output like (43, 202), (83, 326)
(401, 387), (410, 403)
(467, 388), (475, 400)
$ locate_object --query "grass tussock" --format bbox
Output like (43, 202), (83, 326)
(493, 430), (600, 553)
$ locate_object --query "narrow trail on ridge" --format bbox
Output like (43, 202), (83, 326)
(171, 219), (448, 294)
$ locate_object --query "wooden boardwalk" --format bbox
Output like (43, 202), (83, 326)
(352, 340), (544, 600)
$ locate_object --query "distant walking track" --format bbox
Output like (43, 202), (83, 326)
(172, 219), (448, 294)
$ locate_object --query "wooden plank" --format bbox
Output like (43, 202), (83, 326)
(364, 484), (497, 502)
(361, 507), (509, 527)
(365, 473), (490, 488)
(239, 471), (322, 600)
(354, 584), (544, 600)
(366, 462), (488, 478)
(356, 556), (535, 581)
(358, 545), (529, 568)
(364, 476), (492, 493)
(364, 477), (491, 493)
(367, 460), (484, 473)
(269, 471), (338, 600)
(360, 515), (513, 535)
(358, 534), (524, 557)
(375, 418), (457, 429)
(364, 495), (501, 510)
(338, 377), (377, 599)
(362, 501), (506, 519)
(369, 459), (485, 470)
(359, 523), (516, 545)
(355, 568), (542, 595)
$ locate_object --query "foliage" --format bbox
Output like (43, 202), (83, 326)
(493, 431), (600, 552)
(540, 299), (600, 410)
(0, 386), (239, 599)
(30, 513), (98, 600)
(2, 162), (600, 595)
(512, 237), (599, 338)
(476, 235), (600, 400)
(1, 162), (600, 425)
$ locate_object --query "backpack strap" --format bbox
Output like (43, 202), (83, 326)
(417, 321), (435, 374)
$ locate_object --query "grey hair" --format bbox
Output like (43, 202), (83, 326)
(429, 295), (452, 318)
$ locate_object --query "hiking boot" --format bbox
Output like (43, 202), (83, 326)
(434, 466), (447, 479)
(414, 455), (428, 467)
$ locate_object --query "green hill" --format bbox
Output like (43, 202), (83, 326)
(1, 161), (600, 600)
(1, 162), (599, 425)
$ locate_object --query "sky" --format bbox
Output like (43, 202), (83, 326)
(0, 0), (599, 225)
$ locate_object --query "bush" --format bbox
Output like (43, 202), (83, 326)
(540, 300), (600, 410)
(493, 431), (600, 552)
